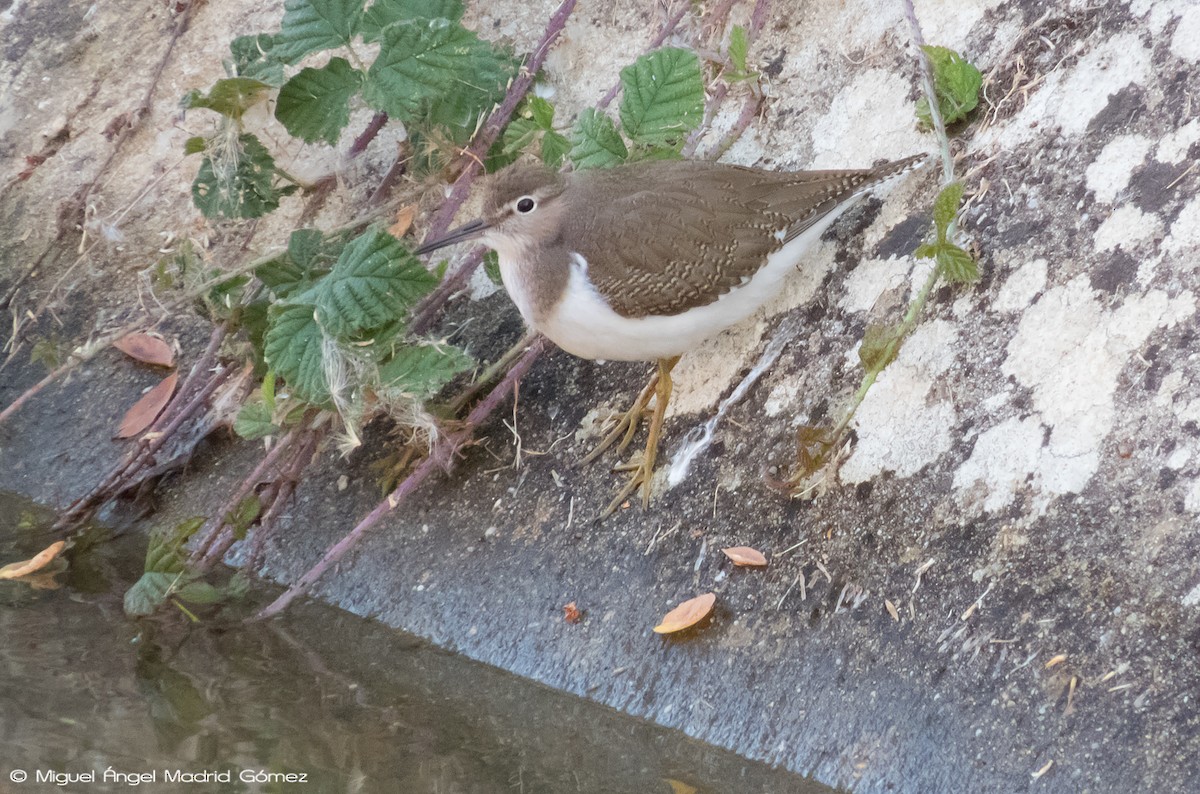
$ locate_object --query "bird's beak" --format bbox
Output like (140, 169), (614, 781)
(414, 219), (489, 256)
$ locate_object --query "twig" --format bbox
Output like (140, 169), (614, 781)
(900, 0), (954, 183)
(420, 0), (578, 243)
(348, 111), (389, 158)
(252, 335), (547, 619)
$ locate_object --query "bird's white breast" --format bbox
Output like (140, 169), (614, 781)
(497, 196), (863, 362)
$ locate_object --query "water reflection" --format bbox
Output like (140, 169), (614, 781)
(0, 492), (834, 793)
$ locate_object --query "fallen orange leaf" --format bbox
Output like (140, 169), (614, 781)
(117, 371), (179, 438)
(722, 546), (767, 567)
(388, 204), (417, 239)
(653, 592), (716, 634)
(113, 333), (175, 367)
(563, 601), (582, 624)
(665, 779), (698, 794)
(0, 540), (66, 579)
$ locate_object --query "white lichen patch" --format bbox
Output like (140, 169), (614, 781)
(1156, 118), (1200, 163)
(1131, 0), (1197, 34)
(1170, 6), (1200, 62)
(808, 69), (925, 169)
(840, 256), (916, 313)
(839, 319), (959, 483)
(1085, 135), (1153, 204)
(953, 416), (1045, 513)
(994, 257), (1048, 312)
(957, 276), (1197, 515)
(1162, 196), (1200, 262)
(1093, 206), (1164, 253)
(912, 0), (1006, 52)
(1186, 478), (1200, 514)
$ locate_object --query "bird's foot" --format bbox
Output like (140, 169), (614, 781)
(581, 357), (678, 518)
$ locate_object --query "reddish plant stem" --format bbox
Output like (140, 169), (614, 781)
(597, 2), (692, 109)
(348, 111), (389, 158)
(253, 336), (546, 620)
(243, 428), (322, 572)
(0, 363), (72, 426)
(420, 0), (578, 244)
(409, 248), (484, 335)
(190, 422), (304, 565)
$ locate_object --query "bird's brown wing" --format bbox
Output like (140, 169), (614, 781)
(562, 158), (921, 318)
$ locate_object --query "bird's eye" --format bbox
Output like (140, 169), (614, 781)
(515, 197), (536, 213)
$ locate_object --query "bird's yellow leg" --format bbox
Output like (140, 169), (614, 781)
(579, 367), (659, 465)
(599, 356), (679, 516)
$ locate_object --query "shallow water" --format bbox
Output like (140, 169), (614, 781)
(0, 492), (834, 793)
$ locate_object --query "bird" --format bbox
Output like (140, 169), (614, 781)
(416, 154), (926, 515)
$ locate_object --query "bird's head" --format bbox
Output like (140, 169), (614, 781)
(415, 162), (567, 258)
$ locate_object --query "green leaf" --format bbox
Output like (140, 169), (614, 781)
(262, 370), (277, 412)
(125, 572), (187, 616)
(225, 495), (262, 540)
(309, 229), (436, 338)
(527, 95), (555, 129)
(858, 323), (904, 371)
(273, 0), (365, 64)
(932, 181), (964, 241)
(568, 108), (628, 169)
(913, 242), (939, 260)
(288, 228), (329, 270)
(264, 302), (330, 404)
(728, 25), (749, 74)
(483, 249), (502, 285)
(377, 342), (472, 400)
(618, 47), (704, 147)
(229, 34), (285, 86)
(361, 0), (464, 43)
(540, 130), (570, 168)
(936, 243), (979, 283)
(234, 402), (279, 439)
(917, 45), (982, 127)
(275, 58), (364, 145)
(183, 136), (207, 155)
(145, 517), (205, 574)
(362, 22), (497, 121)
(181, 78), (271, 119)
(501, 117), (541, 155)
(191, 133), (284, 219)
(175, 580), (223, 605)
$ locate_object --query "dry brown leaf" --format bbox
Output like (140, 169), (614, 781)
(722, 546), (767, 567)
(884, 598), (899, 622)
(653, 592), (716, 634)
(113, 333), (175, 367)
(117, 371), (179, 438)
(388, 204), (417, 239)
(0, 540), (66, 579)
(563, 602), (582, 624)
(665, 779), (698, 794)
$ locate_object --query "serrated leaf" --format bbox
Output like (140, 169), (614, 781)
(310, 229), (436, 338)
(182, 77), (271, 119)
(913, 242), (939, 259)
(361, 0), (463, 43)
(936, 243), (979, 283)
(728, 25), (748, 75)
(619, 47), (704, 147)
(918, 45), (982, 127)
(501, 117), (541, 155)
(191, 133), (283, 219)
(234, 402), (279, 439)
(184, 136), (207, 155)
(569, 108), (628, 169)
(527, 95), (555, 129)
(275, 57), (364, 145)
(363, 22), (497, 121)
(377, 342), (472, 400)
(229, 34), (285, 86)
(255, 255), (309, 298)
(859, 323), (904, 371)
(273, 0), (365, 64)
(264, 302), (330, 404)
(933, 181), (964, 240)
(540, 130), (570, 168)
